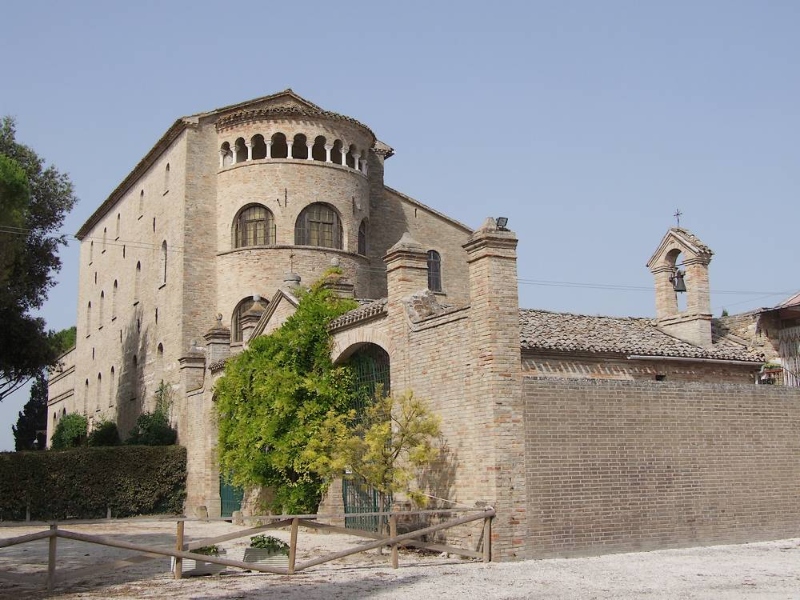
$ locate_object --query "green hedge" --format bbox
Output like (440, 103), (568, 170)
(0, 446), (186, 521)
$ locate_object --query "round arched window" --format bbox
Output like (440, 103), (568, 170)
(234, 204), (274, 248)
(294, 203), (342, 249)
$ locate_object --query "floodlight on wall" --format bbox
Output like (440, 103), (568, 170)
(670, 269), (687, 293)
(496, 217), (509, 230)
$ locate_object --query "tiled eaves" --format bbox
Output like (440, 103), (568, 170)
(520, 308), (763, 363)
(328, 298), (388, 331)
(215, 106), (376, 143)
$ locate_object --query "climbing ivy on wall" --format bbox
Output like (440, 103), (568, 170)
(214, 274), (358, 514)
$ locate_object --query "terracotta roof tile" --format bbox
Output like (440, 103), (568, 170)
(328, 298), (388, 331)
(520, 309), (762, 362)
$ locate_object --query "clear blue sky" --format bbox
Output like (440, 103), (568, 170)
(1, 0), (797, 449)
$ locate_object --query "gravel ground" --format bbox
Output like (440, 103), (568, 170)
(1, 519), (798, 599)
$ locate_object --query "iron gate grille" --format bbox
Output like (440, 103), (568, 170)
(343, 345), (391, 531)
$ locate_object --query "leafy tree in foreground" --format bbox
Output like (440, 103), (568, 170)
(0, 117), (78, 402)
(51, 413), (88, 450)
(12, 326), (76, 450)
(306, 391), (441, 517)
(214, 275), (357, 513)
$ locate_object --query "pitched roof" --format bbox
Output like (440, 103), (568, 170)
(519, 309), (762, 362)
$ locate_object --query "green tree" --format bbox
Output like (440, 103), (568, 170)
(51, 413), (88, 450)
(306, 391), (441, 516)
(0, 117), (78, 402)
(214, 276), (357, 513)
(11, 371), (47, 450)
(12, 326), (76, 451)
(126, 381), (177, 446)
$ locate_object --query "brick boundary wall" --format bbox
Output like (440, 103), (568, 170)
(523, 377), (800, 558)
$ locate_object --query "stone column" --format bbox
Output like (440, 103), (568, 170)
(245, 141), (253, 161)
(287, 139), (294, 159)
(265, 140), (272, 159)
(325, 144), (332, 163)
(306, 141), (314, 160)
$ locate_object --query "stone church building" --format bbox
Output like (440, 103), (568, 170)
(48, 90), (800, 560)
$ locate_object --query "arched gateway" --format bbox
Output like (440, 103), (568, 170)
(341, 343), (390, 531)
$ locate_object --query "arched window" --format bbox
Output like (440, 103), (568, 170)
(233, 205), (274, 247)
(160, 241), (168, 284)
(427, 250), (442, 293)
(295, 203), (342, 249)
(86, 301), (92, 333)
(346, 144), (356, 169)
(96, 373), (102, 411)
(109, 366), (115, 407)
(331, 139), (343, 165)
(251, 135), (266, 160)
(234, 138), (247, 163)
(134, 262), (141, 303)
(358, 220), (367, 255)
(231, 297), (258, 343)
(99, 291), (105, 327)
(157, 343), (164, 369)
(271, 133), (288, 158)
(220, 142), (233, 167)
(112, 280), (118, 319)
(139, 190), (144, 215)
(292, 134), (308, 159)
(312, 135), (327, 161)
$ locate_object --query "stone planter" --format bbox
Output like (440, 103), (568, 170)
(243, 547), (289, 568)
(171, 553), (226, 576)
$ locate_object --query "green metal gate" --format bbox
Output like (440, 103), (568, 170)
(220, 475), (244, 518)
(343, 344), (391, 531)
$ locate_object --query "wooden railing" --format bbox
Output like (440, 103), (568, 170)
(0, 507), (495, 593)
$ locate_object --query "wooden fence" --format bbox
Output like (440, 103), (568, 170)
(0, 507), (495, 593)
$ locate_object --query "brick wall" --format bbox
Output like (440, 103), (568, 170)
(523, 377), (800, 558)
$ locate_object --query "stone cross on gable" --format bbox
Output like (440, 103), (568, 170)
(674, 209), (683, 228)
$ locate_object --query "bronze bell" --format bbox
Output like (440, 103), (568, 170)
(670, 269), (687, 293)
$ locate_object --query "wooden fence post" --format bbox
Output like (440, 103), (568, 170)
(47, 524), (57, 592)
(174, 521), (184, 579)
(389, 513), (398, 569)
(483, 515), (492, 562)
(288, 518), (299, 575)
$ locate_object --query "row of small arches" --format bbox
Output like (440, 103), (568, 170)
(220, 133), (368, 173)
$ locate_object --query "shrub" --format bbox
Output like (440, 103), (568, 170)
(51, 413), (88, 450)
(87, 420), (121, 447)
(0, 445), (186, 520)
(127, 381), (177, 446)
(249, 534), (289, 553)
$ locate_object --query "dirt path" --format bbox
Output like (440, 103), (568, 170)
(1, 520), (798, 599)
